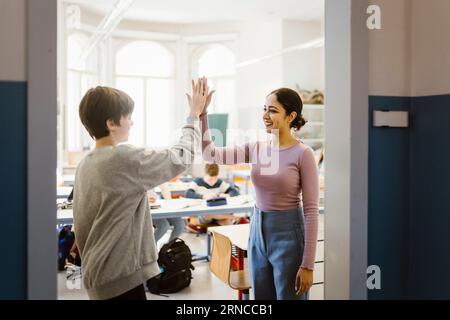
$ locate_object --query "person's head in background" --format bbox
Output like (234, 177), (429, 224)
(204, 163), (220, 186)
(79, 86), (134, 147)
(263, 88), (307, 136)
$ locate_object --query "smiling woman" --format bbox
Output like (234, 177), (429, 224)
(200, 85), (319, 300)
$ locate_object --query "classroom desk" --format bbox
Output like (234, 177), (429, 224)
(63, 174), (75, 186)
(208, 218), (324, 253)
(57, 198), (324, 265)
(56, 195), (255, 226)
(57, 186), (73, 199)
(56, 196), (255, 262)
(208, 214), (325, 299)
(208, 224), (250, 299)
(154, 181), (191, 198)
(208, 224), (249, 251)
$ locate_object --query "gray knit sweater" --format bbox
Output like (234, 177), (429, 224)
(73, 117), (200, 299)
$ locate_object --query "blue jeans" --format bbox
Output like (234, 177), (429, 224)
(248, 207), (308, 300)
(153, 218), (186, 243)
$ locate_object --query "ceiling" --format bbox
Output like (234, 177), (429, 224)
(65, 0), (324, 24)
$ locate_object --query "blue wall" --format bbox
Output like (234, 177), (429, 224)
(368, 94), (450, 299)
(408, 95), (450, 299)
(368, 96), (412, 299)
(0, 81), (27, 299)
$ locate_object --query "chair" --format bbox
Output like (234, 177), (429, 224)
(210, 231), (251, 300)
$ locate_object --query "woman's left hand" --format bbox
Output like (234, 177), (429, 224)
(295, 267), (313, 295)
(200, 89), (215, 117)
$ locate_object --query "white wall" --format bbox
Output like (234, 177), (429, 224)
(0, 0), (27, 81)
(282, 19), (324, 92)
(412, 0), (450, 96)
(235, 20), (284, 131)
(368, 0), (412, 97)
(369, 0), (450, 98)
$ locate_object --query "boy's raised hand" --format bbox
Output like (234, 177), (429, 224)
(186, 77), (210, 117)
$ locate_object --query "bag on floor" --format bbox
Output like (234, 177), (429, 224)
(57, 225), (81, 271)
(147, 238), (194, 294)
(57, 225), (75, 271)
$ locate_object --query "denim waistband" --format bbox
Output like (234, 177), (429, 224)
(253, 206), (304, 224)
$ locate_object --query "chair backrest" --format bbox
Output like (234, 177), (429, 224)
(210, 231), (232, 284)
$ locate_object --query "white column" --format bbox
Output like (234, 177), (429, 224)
(27, 0), (58, 299)
(324, 0), (369, 300)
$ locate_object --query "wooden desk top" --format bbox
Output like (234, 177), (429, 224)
(208, 224), (250, 251)
(208, 214), (324, 252)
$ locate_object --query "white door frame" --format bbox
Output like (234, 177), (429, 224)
(26, 0), (369, 300)
(324, 0), (369, 299)
(27, 0), (58, 299)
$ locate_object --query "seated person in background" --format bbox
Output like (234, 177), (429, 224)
(149, 183), (186, 244)
(185, 163), (243, 233)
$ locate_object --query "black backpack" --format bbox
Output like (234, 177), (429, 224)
(147, 238), (194, 294)
(57, 225), (75, 271)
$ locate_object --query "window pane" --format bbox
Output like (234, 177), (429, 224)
(116, 77), (145, 146)
(80, 74), (98, 149)
(198, 45), (235, 77)
(215, 78), (235, 114)
(67, 71), (81, 150)
(68, 33), (98, 72)
(116, 41), (174, 77)
(67, 35), (84, 70)
(67, 71), (98, 151)
(194, 45), (236, 114)
(146, 79), (174, 147)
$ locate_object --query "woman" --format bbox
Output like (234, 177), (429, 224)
(198, 86), (319, 300)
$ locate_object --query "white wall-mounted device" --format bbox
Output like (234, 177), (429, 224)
(373, 110), (409, 128)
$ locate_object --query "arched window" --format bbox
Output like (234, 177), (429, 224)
(115, 41), (174, 147)
(193, 44), (236, 114)
(66, 33), (98, 151)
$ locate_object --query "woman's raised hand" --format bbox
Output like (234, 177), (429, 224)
(201, 86), (215, 117)
(186, 77), (211, 117)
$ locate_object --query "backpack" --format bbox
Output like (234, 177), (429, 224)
(57, 225), (75, 271)
(57, 225), (81, 271)
(146, 238), (194, 294)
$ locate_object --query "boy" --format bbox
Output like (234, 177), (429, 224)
(73, 79), (210, 300)
(185, 163), (243, 233)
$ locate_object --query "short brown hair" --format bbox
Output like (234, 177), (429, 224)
(205, 163), (219, 177)
(79, 86), (134, 139)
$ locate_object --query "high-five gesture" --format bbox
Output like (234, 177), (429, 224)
(186, 77), (211, 118)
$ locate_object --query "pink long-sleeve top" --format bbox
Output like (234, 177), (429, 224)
(200, 115), (319, 270)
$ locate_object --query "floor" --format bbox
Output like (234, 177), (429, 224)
(59, 232), (239, 300)
(58, 217), (324, 300)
